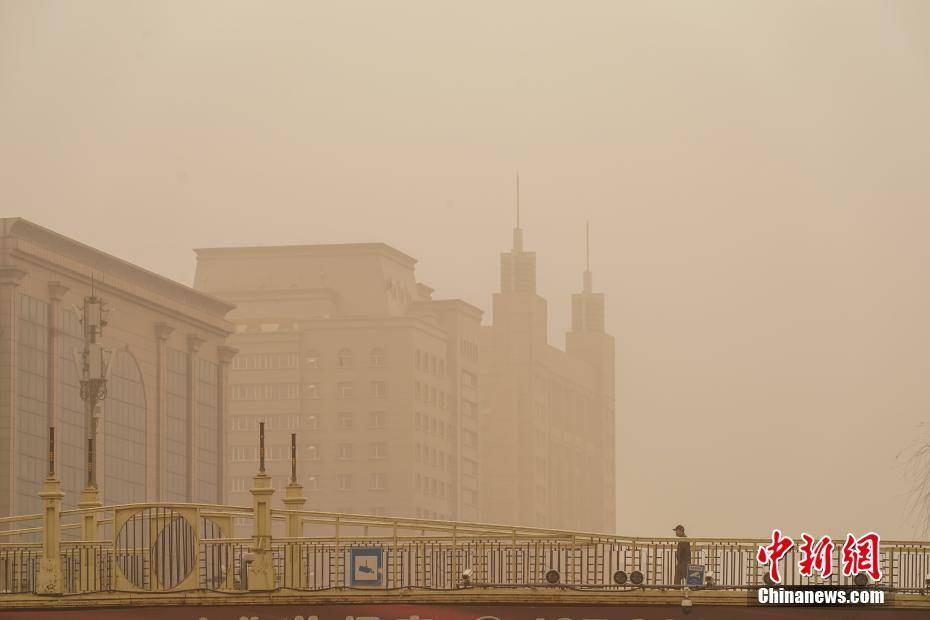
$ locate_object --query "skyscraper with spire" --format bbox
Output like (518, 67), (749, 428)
(479, 185), (616, 532)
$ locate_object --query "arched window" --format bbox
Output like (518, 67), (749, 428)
(337, 348), (353, 368)
(370, 347), (385, 367)
(104, 350), (147, 505)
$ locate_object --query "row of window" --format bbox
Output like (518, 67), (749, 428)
(305, 380), (387, 399)
(460, 338), (479, 362)
(415, 443), (451, 471)
(229, 415), (300, 432)
(415, 412), (449, 440)
(230, 442), (388, 462)
(230, 473), (388, 492)
(230, 348), (388, 370)
(231, 380), (388, 401)
(414, 382), (447, 409)
(415, 474), (449, 499)
(416, 508), (450, 520)
(414, 349), (446, 377)
(232, 353), (299, 370)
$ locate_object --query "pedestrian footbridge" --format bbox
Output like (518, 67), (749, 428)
(1, 479), (929, 618)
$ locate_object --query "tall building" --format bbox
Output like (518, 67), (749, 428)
(0, 218), (235, 517)
(479, 218), (616, 532)
(194, 243), (483, 520)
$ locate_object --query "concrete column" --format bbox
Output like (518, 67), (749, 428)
(247, 469), (276, 591)
(36, 463), (64, 594)
(216, 346), (238, 505)
(281, 480), (306, 588)
(187, 334), (205, 502)
(153, 323), (173, 501)
(0, 266), (25, 517)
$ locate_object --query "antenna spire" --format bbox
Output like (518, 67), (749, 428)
(512, 173), (524, 252)
(586, 220), (590, 271)
(516, 172), (520, 229)
(583, 220), (593, 293)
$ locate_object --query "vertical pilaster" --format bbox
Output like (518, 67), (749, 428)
(153, 323), (173, 501)
(216, 345), (238, 505)
(0, 266), (25, 516)
(47, 283), (69, 439)
(187, 334), (205, 502)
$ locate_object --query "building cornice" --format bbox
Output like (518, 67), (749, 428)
(195, 242), (418, 270)
(1, 225), (233, 336)
(5, 230), (235, 335)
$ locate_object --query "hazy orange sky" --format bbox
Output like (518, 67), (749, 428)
(3, 1), (930, 539)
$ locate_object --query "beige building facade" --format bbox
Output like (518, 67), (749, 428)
(0, 218), (235, 518)
(480, 222), (616, 532)
(194, 244), (482, 521)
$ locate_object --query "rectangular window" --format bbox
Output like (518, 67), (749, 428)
(306, 444), (320, 460)
(305, 383), (320, 399)
(462, 370), (478, 389)
(337, 382), (354, 399)
(231, 447), (254, 462)
(463, 430), (478, 448)
(337, 412), (354, 429)
(306, 475), (320, 491)
(463, 458), (478, 477)
(369, 411), (387, 428)
(369, 380), (387, 398)
(370, 442), (387, 459)
(336, 443), (353, 460)
(337, 474), (353, 490)
(306, 415), (319, 430)
(369, 473), (387, 490)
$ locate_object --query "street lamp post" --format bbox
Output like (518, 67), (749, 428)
(73, 291), (113, 540)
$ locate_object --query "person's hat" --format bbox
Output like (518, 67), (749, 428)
(673, 524), (685, 532)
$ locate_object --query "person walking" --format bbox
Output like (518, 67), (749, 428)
(673, 524), (691, 585)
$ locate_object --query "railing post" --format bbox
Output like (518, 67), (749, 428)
(281, 433), (306, 588)
(247, 422), (276, 591)
(36, 427), (64, 595)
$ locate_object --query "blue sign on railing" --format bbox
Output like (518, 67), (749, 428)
(350, 547), (384, 587)
(686, 564), (705, 587)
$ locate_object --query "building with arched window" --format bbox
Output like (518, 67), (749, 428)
(0, 218), (235, 517)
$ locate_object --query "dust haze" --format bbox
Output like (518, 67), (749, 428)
(3, 1), (930, 539)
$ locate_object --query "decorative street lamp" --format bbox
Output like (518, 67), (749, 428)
(71, 290), (113, 524)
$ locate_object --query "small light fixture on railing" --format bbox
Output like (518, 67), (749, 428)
(630, 570), (644, 586)
(853, 572), (869, 587)
(705, 573), (716, 588)
(545, 569), (561, 585)
(612, 570), (628, 585)
(461, 568), (473, 587)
